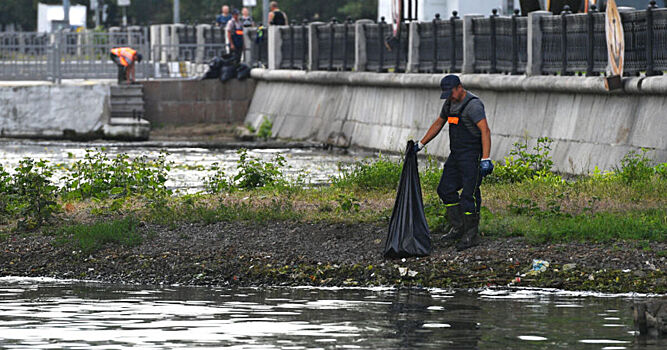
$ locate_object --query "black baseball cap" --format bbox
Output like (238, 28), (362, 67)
(232, 8), (240, 15)
(440, 74), (460, 99)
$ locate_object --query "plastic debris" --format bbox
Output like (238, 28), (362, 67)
(527, 259), (550, 276)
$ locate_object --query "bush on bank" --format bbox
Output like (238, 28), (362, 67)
(0, 142), (665, 250)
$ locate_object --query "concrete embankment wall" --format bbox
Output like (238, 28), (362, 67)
(245, 69), (667, 174)
(142, 79), (255, 126)
(0, 81), (110, 138)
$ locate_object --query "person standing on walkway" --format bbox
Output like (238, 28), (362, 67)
(216, 5), (232, 27)
(413, 75), (494, 251)
(110, 47), (142, 84)
(226, 9), (244, 63)
(241, 7), (254, 27)
(268, 1), (287, 25)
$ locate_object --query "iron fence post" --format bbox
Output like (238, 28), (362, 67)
(290, 21), (295, 69)
(450, 11), (458, 72)
(302, 19), (308, 70)
(490, 9), (498, 74)
(586, 4), (597, 76)
(511, 9), (519, 75)
(343, 17), (352, 70)
(329, 18), (337, 70)
(646, 1), (662, 76)
(433, 13), (440, 72)
(378, 16), (385, 72)
(561, 5), (572, 76)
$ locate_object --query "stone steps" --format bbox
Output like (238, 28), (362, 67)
(107, 84), (150, 141)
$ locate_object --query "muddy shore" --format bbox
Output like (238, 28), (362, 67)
(1, 221), (665, 293)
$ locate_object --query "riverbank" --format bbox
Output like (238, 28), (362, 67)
(1, 220), (665, 293)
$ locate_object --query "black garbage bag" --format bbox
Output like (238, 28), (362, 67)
(220, 65), (236, 82)
(383, 140), (431, 259)
(236, 63), (251, 80)
(201, 56), (224, 80)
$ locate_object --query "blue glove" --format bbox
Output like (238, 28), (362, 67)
(413, 141), (424, 153)
(480, 159), (494, 177)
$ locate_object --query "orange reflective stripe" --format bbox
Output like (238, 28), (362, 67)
(235, 30), (244, 35)
(448, 116), (459, 125)
(111, 47), (135, 66)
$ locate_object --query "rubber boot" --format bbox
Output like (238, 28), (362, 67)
(441, 205), (464, 241)
(456, 213), (480, 251)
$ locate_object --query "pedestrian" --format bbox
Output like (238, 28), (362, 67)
(413, 75), (494, 251)
(226, 9), (244, 63)
(216, 5), (232, 27)
(268, 1), (287, 25)
(109, 47), (142, 84)
(241, 7), (254, 27)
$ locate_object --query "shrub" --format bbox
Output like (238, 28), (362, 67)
(257, 117), (273, 140)
(61, 150), (172, 200)
(12, 159), (60, 229)
(487, 137), (555, 183)
(204, 162), (231, 193)
(234, 148), (286, 189)
(615, 149), (654, 184)
(331, 155), (402, 190)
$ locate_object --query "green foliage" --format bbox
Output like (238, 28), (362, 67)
(234, 148), (286, 189)
(483, 209), (667, 243)
(11, 159), (60, 230)
(616, 149), (655, 184)
(487, 137), (556, 184)
(336, 192), (360, 213)
(204, 162), (231, 194)
(61, 150), (172, 200)
(257, 117), (273, 140)
(55, 217), (143, 255)
(331, 155), (402, 190)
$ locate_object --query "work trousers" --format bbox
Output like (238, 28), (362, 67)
(436, 154), (482, 214)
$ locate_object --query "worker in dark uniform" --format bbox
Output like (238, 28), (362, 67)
(414, 75), (494, 251)
(110, 47), (142, 84)
(226, 8), (244, 64)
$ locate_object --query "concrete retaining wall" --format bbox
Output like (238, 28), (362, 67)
(142, 79), (256, 126)
(245, 69), (667, 174)
(0, 81), (110, 138)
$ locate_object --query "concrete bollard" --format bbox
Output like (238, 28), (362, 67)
(354, 19), (374, 72)
(308, 22), (325, 70)
(150, 25), (161, 62)
(268, 25), (284, 70)
(160, 24), (171, 63)
(462, 14), (483, 74)
(196, 24), (210, 64)
(171, 24), (185, 62)
(526, 11), (551, 76)
(406, 21), (420, 73)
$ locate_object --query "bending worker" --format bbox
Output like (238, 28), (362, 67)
(110, 47), (142, 84)
(414, 75), (494, 251)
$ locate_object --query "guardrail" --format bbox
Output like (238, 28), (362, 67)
(3, 3), (667, 82)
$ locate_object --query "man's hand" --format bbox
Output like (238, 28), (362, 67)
(413, 141), (424, 153)
(480, 159), (494, 177)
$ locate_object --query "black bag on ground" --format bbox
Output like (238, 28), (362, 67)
(220, 65), (236, 82)
(383, 140), (432, 258)
(201, 56), (224, 80)
(236, 63), (251, 80)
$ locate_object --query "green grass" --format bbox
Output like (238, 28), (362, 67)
(55, 217), (143, 254)
(482, 208), (667, 243)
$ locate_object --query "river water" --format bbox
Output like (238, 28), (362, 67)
(0, 140), (399, 192)
(0, 277), (664, 349)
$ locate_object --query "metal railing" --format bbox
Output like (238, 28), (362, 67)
(278, 22), (308, 70)
(364, 19), (408, 72)
(315, 18), (355, 71)
(415, 13), (463, 73)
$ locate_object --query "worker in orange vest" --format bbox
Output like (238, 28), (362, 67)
(110, 47), (143, 84)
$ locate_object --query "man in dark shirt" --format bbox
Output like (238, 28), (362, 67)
(414, 75), (494, 251)
(268, 1), (287, 25)
(216, 5), (232, 27)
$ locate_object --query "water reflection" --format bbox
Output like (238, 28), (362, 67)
(0, 278), (664, 349)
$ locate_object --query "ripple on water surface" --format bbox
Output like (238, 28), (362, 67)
(0, 278), (665, 349)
